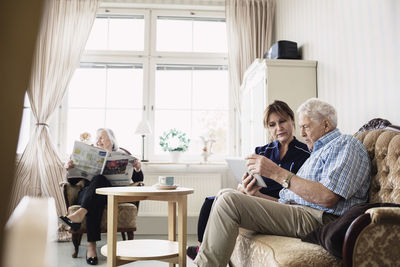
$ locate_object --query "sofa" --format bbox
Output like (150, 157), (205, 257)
(230, 125), (400, 267)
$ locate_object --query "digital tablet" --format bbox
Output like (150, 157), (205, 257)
(225, 157), (267, 187)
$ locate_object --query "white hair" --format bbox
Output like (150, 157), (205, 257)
(297, 98), (337, 128)
(96, 128), (119, 151)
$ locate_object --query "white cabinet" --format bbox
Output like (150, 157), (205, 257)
(240, 59), (317, 156)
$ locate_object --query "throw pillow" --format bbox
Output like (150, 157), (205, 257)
(301, 202), (400, 258)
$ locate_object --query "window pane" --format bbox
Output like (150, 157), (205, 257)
(66, 64), (144, 155)
(109, 17), (144, 51)
(153, 64), (229, 156)
(85, 18), (108, 50)
(85, 16), (145, 51)
(157, 18), (192, 52)
(155, 67), (191, 109)
(156, 16), (227, 53)
(17, 108), (31, 154)
(23, 93), (31, 107)
(107, 66), (143, 109)
(66, 109), (143, 156)
(69, 67), (107, 108)
(66, 109), (105, 154)
(192, 69), (228, 109)
(155, 64), (228, 110)
(17, 93), (31, 154)
(105, 109), (142, 156)
(192, 110), (228, 155)
(193, 20), (227, 53)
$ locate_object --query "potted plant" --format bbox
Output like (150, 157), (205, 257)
(159, 129), (190, 162)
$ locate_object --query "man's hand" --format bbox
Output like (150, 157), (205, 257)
(241, 172), (262, 196)
(245, 154), (282, 181)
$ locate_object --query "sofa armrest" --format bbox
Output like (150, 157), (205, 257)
(342, 207), (400, 267)
(366, 206), (400, 223)
(342, 213), (371, 267)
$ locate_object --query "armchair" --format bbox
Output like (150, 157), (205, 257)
(60, 147), (143, 258)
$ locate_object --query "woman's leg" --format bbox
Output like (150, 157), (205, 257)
(67, 207), (87, 223)
(86, 241), (97, 260)
(78, 175), (112, 243)
(187, 197), (216, 260)
(197, 197), (215, 243)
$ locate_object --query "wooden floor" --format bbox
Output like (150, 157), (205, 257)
(56, 234), (199, 267)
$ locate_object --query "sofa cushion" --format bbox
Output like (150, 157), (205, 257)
(301, 202), (400, 258)
(230, 229), (340, 267)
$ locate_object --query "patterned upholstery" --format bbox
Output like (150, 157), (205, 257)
(350, 201), (400, 266)
(230, 229), (340, 267)
(230, 127), (400, 267)
(68, 203), (137, 231)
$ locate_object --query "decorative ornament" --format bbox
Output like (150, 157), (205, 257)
(79, 132), (92, 145)
(159, 129), (190, 152)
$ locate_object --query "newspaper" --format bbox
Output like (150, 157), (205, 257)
(67, 141), (136, 186)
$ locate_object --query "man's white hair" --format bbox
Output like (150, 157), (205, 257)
(297, 98), (337, 128)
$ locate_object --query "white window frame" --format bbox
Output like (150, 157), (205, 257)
(56, 7), (235, 162)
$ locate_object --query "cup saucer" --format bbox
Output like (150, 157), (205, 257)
(154, 184), (179, 190)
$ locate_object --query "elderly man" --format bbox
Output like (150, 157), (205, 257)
(194, 98), (371, 267)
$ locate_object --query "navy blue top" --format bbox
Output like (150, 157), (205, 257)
(255, 137), (310, 198)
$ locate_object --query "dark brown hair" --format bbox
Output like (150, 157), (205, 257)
(263, 100), (295, 128)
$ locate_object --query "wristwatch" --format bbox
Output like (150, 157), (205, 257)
(282, 173), (295, 189)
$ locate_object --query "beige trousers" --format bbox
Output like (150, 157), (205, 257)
(194, 189), (327, 267)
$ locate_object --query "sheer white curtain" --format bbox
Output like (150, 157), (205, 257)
(225, 0), (276, 114)
(10, 0), (99, 217)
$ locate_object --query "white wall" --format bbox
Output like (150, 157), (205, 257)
(274, 0), (400, 134)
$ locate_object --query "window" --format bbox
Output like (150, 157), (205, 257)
(17, 93), (32, 154)
(153, 64), (229, 156)
(65, 63), (143, 154)
(60, 8), (230, 161)
(156, 16), (227, 53)
(85, 15), (145, 51)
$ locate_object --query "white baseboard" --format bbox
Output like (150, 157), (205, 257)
(136, 216), (199, 235)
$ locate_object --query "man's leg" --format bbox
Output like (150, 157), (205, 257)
(194, 191), (324, 267)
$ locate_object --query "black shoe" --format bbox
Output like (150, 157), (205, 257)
(86, 254), (98, 265)
(187, 245), (199, 261)
(59, 216), (81, 232)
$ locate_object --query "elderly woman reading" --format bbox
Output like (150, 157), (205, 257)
(59, 128), (143, 265)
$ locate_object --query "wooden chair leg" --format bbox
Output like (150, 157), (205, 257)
(71, 232), (83, 258)
(127, 231), (134, 240)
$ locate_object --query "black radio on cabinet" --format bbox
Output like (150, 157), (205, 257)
(264, 40), (300, 59)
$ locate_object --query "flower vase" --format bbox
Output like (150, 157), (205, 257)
(169, 151), (182, 163)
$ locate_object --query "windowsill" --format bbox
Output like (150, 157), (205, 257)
(141, 161), (228, 173)
(142, 161), (226, 166)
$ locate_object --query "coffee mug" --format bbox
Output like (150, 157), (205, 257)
(159, 176), (174, 186)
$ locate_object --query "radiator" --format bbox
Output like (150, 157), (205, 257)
(138, 173), (222, 216)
